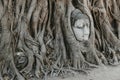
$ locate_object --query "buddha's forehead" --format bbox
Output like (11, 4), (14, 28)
(75, 19), (89, 26)
(76, 19), (89, 23)
(76, 19), (84, 23)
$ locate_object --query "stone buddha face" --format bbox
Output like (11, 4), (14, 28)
(73, 18), (90, 41)
(15, 52), (28, 69)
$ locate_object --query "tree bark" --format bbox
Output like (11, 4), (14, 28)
(0, 0), (120, 79)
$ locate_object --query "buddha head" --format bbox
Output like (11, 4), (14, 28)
(71, 9), (90, 41)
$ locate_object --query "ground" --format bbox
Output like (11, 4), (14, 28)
(48, 65), (120, 80)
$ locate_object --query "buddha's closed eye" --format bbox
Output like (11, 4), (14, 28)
(75, 26), (84, 29)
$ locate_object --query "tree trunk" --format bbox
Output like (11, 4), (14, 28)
(0, 0), (120, 79)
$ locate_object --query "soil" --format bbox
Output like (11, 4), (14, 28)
(48, 65), (120, 80)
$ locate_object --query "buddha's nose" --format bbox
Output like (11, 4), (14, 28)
(84, 26), (90, 35)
